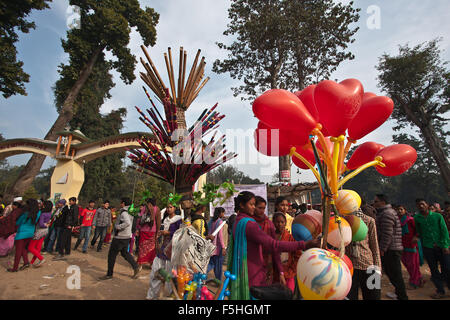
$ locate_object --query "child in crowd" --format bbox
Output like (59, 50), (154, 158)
(273, 196), (293, 233)
(272, 212), (300, 293)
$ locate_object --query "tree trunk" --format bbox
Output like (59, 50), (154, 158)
(4, 47), (104, 203)
(420, 123), (450, 195)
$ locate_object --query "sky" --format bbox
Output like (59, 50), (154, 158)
(1, 0), (449, 185)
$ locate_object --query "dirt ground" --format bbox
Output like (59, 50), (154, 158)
(0, 239), (448, 300)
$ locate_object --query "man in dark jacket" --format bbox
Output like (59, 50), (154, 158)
(54, 197), (79, 260)
(373, 194), (408, 300)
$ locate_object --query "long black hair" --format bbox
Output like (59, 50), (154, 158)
(23, 198), (40, 224)
(42, 200), (53, 213)
(212, 207), (225, 222)
(234, 191), (255, 213)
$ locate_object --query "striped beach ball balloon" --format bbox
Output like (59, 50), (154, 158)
(304, 210), (323, 226)
(343, 215), (368, 242)
(326, 216), (352, 248)
(328, 249), (354, 276)
(297, 248), (352, 300)
(335, 189), (361, 215)
(292, 214), (322, 241)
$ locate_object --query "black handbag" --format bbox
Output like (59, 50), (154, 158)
(249, 283), (293, 300)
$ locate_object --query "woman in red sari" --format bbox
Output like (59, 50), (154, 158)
(137, 198), (161, 268)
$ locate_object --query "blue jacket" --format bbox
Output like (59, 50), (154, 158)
(15, 211), (41, 240)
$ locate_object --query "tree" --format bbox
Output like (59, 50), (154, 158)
(206, 165), (262, 185)
(0, 0), (52, 98)
(5, 0), (159, 201)
(213, 0), (360, 184)
(377, 39), (450, 194)
(282, 0), (360, 90)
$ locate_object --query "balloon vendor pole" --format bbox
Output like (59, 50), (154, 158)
(309, 139), (332, 250)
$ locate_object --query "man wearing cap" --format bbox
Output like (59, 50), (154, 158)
(43, 199), (66, 254)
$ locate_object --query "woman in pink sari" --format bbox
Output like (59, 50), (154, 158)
(137, 198), (161, 268)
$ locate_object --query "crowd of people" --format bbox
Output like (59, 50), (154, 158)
(0, 192), (449, 300)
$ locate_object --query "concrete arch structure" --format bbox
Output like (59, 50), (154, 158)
(0, 131), (156, 201)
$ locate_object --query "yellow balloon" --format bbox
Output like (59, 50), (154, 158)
(335, 189), (361, 215)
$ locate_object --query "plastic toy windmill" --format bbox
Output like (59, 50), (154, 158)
(253, 79), (417, 253)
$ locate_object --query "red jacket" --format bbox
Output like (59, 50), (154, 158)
(79, 208), (96, 227)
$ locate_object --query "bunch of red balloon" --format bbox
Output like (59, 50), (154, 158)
(253, 78), (417, 249)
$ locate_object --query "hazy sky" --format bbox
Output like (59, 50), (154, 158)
(1, 0), (449, 184)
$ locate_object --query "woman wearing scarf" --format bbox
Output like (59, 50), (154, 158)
(7, 199), (41, 272)
(227, 191), (321, 300)
(395, 205), (424, 289)
(207, 207), (227, 280)
(29, 200), (53, 267)
(146, 199), (182, 300)
(137, 198), (161, 268)
(253, 196), (277, 285)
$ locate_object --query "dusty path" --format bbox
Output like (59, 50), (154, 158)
(0, 241), (448, 300)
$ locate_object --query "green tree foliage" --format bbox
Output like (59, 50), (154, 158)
(213, 0), (360, 99)
(377, 39), (450, 193)
(282, 0), (360, 89)
(206, 165), (262, 185)
(213, 0), (360, 183)
(6, 0), (159, 201)
(0, 0), (52, 98)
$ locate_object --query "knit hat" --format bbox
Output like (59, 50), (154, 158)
(58, 199), (67, 205)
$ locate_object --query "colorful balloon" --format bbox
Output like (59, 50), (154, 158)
(343, 215), (368, 242)
(292, 144), (316, 169)
(252, 89), (317, 138)
(254, 122), (290, 157)
(375, 144), (417, 176)
(327, 216), (352, 248)
(348, 92), (394, 140)
(297, 248), (352, 300)
(335, 189), (361, 215)
(304, 210), (323, 226)
(346, 142), (385, 170)
(328, 249), (354, 276)
(294, 85), (319, 121)
(314, 79), (364, 137)
(291, 214), (322, 242)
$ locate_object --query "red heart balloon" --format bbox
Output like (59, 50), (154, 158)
(346, 142), (385, 170)
(375, 144), (417, 176)
(253, 89), (317, 135)
(314, 79), (364, 137)
(292, 144), (316, 169)
(348, 92), (394, 140)
(254, 122), (301, 157)
(294, 85), (319, 122)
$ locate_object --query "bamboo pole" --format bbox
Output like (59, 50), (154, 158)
(168, 47), (177, 101)
(185, 59), (206, 106)
(183, 51), (201, 106)
(180, 51), (187, 105)
(164, 52), (176, 101)
(141, 45), (167, 91)
(177, 47), (184, 105)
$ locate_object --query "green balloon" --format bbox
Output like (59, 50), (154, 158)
(352, 217), (368, 241)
